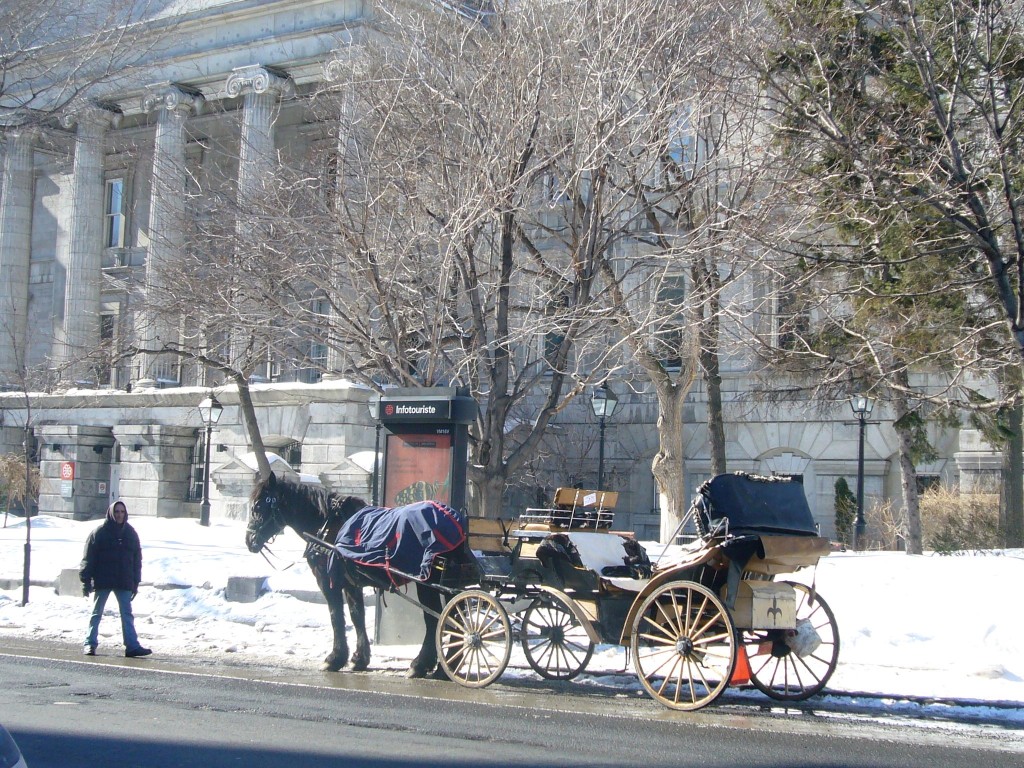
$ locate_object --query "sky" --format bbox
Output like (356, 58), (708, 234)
(1, 513), (1023, 726)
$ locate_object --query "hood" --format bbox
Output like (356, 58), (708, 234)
(106, 499), (128, 523)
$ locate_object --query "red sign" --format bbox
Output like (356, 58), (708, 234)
(383, 432), (453, 506)
(60, 461), (75, 481)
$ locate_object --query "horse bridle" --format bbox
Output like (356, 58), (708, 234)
(250, 491), (287, 549)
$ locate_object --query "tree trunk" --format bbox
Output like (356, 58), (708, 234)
(1001, 400), (1024, 548)
(695, 261), (726, 476)
(652, 382), (689, 543)
(890, 385), (922, 554)
(701, 342), (726, 477)
(229, 373), (272, 481)
(471, 471), (507, 521)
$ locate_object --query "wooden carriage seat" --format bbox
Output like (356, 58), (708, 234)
(519, 487), (619, 531)
(466, 516), (510, 554)
(553, 487), (618, 512)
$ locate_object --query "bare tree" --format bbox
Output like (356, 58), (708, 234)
(0, 1), (163, 127)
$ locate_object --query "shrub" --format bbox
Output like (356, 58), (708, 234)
(919, 485), (1001, 554)
(864, 498), (907, 550)
(833, 477), (856, 546)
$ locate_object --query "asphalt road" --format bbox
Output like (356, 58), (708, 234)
(1, 639), (1021, 767)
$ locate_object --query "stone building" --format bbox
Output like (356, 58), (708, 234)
(0, 1), (1002, 540)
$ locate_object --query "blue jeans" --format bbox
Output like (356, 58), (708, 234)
(84, 589), (141, 651)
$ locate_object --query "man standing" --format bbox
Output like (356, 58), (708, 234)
(79, 500), (152, 657)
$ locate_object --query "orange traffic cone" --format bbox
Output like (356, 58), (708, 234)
(730, 644), (751, 686)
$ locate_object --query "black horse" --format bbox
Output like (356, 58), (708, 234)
(245, 472), (449, 677)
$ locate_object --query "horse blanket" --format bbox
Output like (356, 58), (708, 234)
(332, 501), (467, 582)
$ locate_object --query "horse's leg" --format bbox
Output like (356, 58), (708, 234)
(311, 558), (349, 672)
(345, 582), (371, 672)
(406, 582), (442, 679)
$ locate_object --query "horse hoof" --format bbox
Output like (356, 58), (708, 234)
(351, 658), (369, 672)
(406, 663), (437, 679)
(320, 659), (346, 672)
(430, 665), (450, 681)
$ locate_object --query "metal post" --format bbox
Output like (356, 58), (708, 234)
(372, 422), (381, 506)
(855, 414), (867, 550)
(22, 427), (31, 606)
(200, 423), (212, 526)
(598, 416), (607, 490)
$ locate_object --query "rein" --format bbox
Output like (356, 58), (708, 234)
(256, 544), (301, 571)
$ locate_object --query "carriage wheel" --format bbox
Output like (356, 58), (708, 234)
(436, 590), (512, 688)
(630, 581), (736, 711)
(744, 581), (840, 701)
(520, 593), (595, 681)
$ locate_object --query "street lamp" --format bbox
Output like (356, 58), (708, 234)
(367, 395), (382, 506)
(591, 382), (619, 490)
(197, 393), (223, 526)
(850, 394), (875, 550)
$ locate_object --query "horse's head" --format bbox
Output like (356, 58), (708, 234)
(246, 472), (287, 552)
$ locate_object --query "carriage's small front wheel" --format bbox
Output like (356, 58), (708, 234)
(520, 592), (595, 680)
(744, 581), (840, 701)
(436, 589), (512, 688)
(630, 580), (736, 711)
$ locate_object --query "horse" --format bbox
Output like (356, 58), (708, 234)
(245, 472), (454, 678)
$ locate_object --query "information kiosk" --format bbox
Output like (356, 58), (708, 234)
(371, 386), (477, 644)
(375, 386), (476, 512)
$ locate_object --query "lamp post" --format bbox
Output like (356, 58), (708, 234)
(367, 396), (382, 506)
(591, 382), (619, 490)
(850, 394), (875, 550)
(197, 394), (223, 526)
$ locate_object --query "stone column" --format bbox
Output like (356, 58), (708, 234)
(59, 103), (120, 385)
(0, 129), (38, 388)
(322, 56), (360, 380)
(137, 83), (203, 389)
(224, 65), (293, 371)
(226, 65), (293, 201)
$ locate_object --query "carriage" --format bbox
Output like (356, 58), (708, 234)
(294, 472), (839, 712)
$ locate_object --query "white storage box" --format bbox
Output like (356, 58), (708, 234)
(726, 581), (796, 630)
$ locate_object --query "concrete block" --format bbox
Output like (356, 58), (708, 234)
(55, 568), (85, 597)
(374, 591), (426, 645)
(226, 576), (267, 603)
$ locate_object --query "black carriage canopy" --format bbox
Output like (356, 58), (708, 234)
(330, 500), (468, 583)
(697, 472), (819, 537)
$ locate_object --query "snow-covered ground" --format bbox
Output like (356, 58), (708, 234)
(2, 514), (1022, 725)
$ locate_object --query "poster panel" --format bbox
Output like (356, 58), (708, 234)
(383, 431), (453, 506)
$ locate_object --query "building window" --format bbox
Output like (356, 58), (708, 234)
(28, 261), (54, 284)
(775, 290), (810, 351)
(282, 441), (302, 468)
(653, 274), (686, 368)
(667, 108), (695, 170)
(105, 178), (126, 248)
(97, 314), (115, 386)
(187, 437), (203, 501)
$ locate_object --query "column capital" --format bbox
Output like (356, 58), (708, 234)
(323, 45), (368, 85)
(60, 100), (122, 132)
(142, 82), (204, 116)
(0, 124), (42, 146)
(225, 65), (295, 99)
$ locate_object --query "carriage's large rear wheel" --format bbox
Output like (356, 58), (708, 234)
(520, 592), (595, 680)
(436, 590), (512, 688)
(630, 581), (736, 711)
(744, 581), (840, 700)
